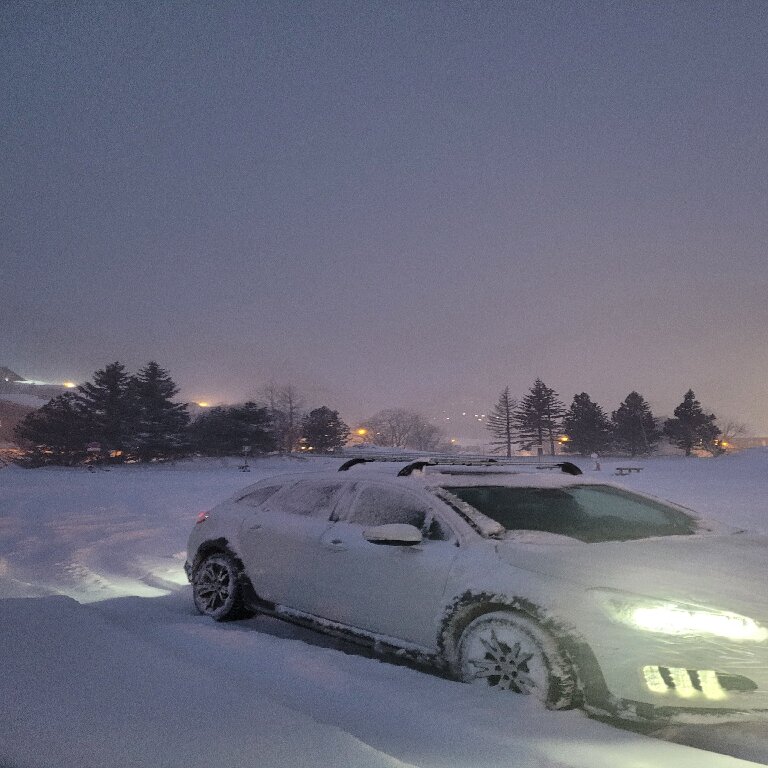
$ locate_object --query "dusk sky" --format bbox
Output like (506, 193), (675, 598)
(2, 1), (767, 437)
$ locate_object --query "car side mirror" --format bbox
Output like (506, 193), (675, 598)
(362, 523), (423, 546)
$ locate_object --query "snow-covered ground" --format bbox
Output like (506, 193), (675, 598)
(3, 452), (768, 767)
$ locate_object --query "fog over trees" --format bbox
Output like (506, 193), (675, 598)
(484, 381), (728, 458)
(11, 358), (736, 465)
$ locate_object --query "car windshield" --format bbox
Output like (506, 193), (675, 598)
(441, 485), (697, 543)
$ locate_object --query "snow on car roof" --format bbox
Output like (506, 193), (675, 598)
(423, 470), (599, 488)
(334, 458), (598, 487)
(235, 464), (606, 492)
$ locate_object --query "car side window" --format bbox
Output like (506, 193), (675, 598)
(347, 486), (432, 530)
(238, 485), (282, 507)
(268, 481), (344, 518)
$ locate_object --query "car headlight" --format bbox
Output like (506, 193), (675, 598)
(593, 589), (768, 642)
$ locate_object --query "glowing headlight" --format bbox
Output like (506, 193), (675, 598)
(594, 590), (768, 642)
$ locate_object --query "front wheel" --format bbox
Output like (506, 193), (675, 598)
(456, 611), (576, 708)
(192, 552), (253, 621)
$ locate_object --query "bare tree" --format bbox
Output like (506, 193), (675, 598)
(714, 419), (749, 453)
(360, 409), (442, 451)
(260, 382), (304, 453)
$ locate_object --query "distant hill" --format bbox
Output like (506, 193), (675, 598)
(0, 366), (68, 401)
(0, 367), (24, 383)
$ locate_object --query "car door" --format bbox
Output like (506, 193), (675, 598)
(238, 479), (347, 612)
(312, 482), (460, 650)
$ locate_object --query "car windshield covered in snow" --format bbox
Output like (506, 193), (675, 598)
(441, 485), (697, 542)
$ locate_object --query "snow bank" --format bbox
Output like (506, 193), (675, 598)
(0, 595), (412, 768)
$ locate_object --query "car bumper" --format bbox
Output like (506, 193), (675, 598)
(580, 620), (768, 719)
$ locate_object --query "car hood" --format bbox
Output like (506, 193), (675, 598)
(496, 532), (768, 618)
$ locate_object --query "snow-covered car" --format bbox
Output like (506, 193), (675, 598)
(185, 459), (768, 722)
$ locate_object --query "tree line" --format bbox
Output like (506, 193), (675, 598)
(12, 362), (735, 465)
(487, 379), (725, 457)
(14, 362), (351, 466)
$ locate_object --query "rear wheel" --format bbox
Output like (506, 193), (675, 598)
(456, 611), (576, 708)
(192, 552), (253, 621)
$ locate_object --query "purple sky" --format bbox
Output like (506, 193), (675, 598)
(2, 2), (767, 437)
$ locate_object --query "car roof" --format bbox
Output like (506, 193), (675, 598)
(237, 462), (606, 494)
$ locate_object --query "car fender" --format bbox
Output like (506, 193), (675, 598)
(439, 589), (614, 712)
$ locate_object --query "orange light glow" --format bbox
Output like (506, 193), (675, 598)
(63, 381), (76, 388)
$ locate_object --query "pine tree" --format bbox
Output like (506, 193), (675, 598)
(233, 402), (277, 454)
(132, 361), (190, 461)
(189, 402), (275, 456)
(562, 393), (612, 455)
(75, 362), (137, 456)
(300, 406), (350, 453)
(611, 391), (661, 456)
(664, 389), (720, 457)
(514, 379), (566, 456)
(14, 393), (92, 465)
(486, 386), (517, 457)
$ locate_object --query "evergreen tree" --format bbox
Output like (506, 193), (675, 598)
(486, 386), (517, 457)
(300, 406), (350, 453)
(132, 361), (190, 461)
(75, 362), (137, 456)
(562, 393), (612, 456)
(611, 391), (661, 456)
(233, 402), (276, 454)
(189, 402), (275, 456)
(14, 393), (92, 465)
(664, 389), (720, 457)
(514, 379), (566, 456)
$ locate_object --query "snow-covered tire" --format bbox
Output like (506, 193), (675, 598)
(455, 611), (576, 709)
(192, 552), (254, 621)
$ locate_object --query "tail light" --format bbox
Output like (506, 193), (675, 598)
(196, 511), (209, 525)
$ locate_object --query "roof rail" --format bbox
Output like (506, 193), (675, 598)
(338, 456), (421, 471)
(397, 459), (582, 477)
(337, 455), (582, 476)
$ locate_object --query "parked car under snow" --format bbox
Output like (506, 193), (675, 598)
(185, 458), (768, 722)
